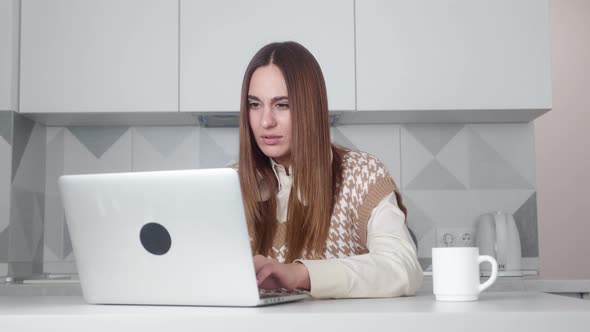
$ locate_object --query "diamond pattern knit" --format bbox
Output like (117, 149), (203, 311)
(265, 151), (401, 262)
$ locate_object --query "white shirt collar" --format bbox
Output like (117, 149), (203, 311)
(268, 148), (333, 191)
(270, 158), (292, 191)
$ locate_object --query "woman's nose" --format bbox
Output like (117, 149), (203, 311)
(261, 108), (277, 129)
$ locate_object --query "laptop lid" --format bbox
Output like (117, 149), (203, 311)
(59, 168), (264, 306)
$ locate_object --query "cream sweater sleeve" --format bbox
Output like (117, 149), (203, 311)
(297, 193), (424, 298)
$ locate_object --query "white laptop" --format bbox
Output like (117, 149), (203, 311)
(58, 168), (309, 307)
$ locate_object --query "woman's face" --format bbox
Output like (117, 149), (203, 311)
(248, 64), (292, 167)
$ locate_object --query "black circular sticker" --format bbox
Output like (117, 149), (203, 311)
(140, 222), (172, 255)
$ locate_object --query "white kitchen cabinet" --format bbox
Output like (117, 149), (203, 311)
(355, 0), (552, 112)
(180, 0), (355, 112)
(19, 0), (178, 113)
(0, 0), (19, 111)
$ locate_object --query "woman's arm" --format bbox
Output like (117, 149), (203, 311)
(297, 193), (423, 298)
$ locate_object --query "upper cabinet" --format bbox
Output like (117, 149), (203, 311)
(19, 0), (178, 113)
(355, 0), (552, 112)
(16, 0), (552, 123)
(0, 0), (19, 111)
(179, 0), (356, 112)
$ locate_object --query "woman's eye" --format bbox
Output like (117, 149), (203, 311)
(249, 102), (261, 109)
(276, 103), (289, 110)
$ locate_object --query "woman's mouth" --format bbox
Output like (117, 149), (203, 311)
(262, 135), (282, 145)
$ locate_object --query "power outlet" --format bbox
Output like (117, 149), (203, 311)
(436, 227), (475, 247)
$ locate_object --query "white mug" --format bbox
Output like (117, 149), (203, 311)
(432, 247), (498, 301)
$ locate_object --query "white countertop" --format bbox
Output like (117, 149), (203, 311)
(419, 276), (590, 294)
(1, 292), (589, 332)
(3, 276), (590, 297)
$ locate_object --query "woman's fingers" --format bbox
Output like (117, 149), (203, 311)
(253, 254), (270, 274)
(253, 256), (297, 289)
(256, 261), (275, 286)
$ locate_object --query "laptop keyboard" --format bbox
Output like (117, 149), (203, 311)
(258, 288), (309, 298)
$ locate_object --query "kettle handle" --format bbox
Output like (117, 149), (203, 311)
(495, 211), (508, 268)
(478, 255), (499, 293)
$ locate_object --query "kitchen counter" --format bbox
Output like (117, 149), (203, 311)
(3, 276), (590, 298)
(420, 276), (590, 299)
(0, 292), (588, 332)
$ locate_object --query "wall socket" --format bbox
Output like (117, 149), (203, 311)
(436, 227), (475, 247)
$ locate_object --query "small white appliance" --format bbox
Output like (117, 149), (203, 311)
(474, 211), (522, 277)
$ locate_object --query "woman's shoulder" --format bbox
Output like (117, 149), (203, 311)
(338, 150), (394, 193)
(341, 150), (386, 170)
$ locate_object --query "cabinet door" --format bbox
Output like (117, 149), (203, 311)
(20, 0), (178, 113)
(0, 0), (18, 111)
(356, 0), (551, 111)
(180, 0), (355, 112)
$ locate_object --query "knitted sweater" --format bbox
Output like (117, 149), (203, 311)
(239, 151), (403, 262)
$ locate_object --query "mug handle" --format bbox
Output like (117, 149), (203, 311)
(478, 255), (498, 293)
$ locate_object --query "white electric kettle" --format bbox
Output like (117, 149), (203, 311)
(474, 211), (522, 276)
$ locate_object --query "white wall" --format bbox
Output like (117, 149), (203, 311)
(536, 0), (590, 278)
(0, 0), (19, 111)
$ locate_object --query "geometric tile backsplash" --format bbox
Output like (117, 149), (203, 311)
(0, 112), (539, 276)
(1, 112), (46, 277)
(0, 112), (11, 277)
(400, 123), (537, 258)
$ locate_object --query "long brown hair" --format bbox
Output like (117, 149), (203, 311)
(238, 41), (345, 262)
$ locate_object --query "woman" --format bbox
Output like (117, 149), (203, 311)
(235, 41), (422, 299)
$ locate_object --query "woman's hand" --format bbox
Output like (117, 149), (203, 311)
(253, 254), (311, 291)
